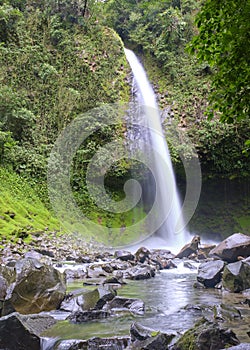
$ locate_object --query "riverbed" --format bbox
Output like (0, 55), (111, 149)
(43, 261), (250, 345)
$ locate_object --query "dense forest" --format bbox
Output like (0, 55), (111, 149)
(0, 0), (249, 244)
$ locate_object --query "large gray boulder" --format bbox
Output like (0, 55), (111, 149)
(124, 265), (155, 280)
(60, 287), (116, 313)
(171, 318), (239, 350)
(130, 322), (175, 349)
(209, 233), (250, 262)
(2, 258), (66, 315)
(0, 312), (56, 350)
(222, 260), (250, 292)
(197, 260), (225, 288)
(106, 296), (145, 315)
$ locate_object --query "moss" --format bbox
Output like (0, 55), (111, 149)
(0, 167), (60, 240)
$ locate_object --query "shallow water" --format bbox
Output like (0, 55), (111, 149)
(43, 263), (250, 345)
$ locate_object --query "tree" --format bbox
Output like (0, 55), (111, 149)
(188, 0), (250, 123)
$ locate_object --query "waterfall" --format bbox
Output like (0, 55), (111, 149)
(124, 48), (189, 249)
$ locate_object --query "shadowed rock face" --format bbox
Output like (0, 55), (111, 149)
(209, 233), (250, 262)
(1, 258), (66, 316)
(0, 312), (56, 350)
(222, 260), (250, 292)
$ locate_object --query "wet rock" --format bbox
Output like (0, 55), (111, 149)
(130, 322), (175, 349)
(124, 265), (155, 280)
(0, 275), (8, 299)
(213, 303), (241, 322)
(101, 263), (114, 273)
(226, 344), (250, 350)
(24, 250), (46, 260)
(94, 288), (116, 310)
(0, 312), (56, 350)
(114, 250), (135, 261)
(77, 255), (93, 264)
(198, 244), (217, 259)
(102, 275), (125, 285)
(135, 247), (151, 263)
(2, 258), (66, 315)
(183, 261), (197, 270)
(209, 233), (250, 263)
(60, 287), (116, 313)
(175, 235), (200, 259)
(67, 309), (111, 323)
(149, 249), (176, 269)
(86, 265), (108, 278)
(35, 248), (55, 258)
(150, 249), (175, 260)
(197, 260), (225, 288)
(110, 261), (133, 271)
(54, 336), (130, 350)
(60, 288), (100, 313)
(171, 318), (240, 350)
(106, 296), (145, 315)
(64, 268), (87, 280)
(222, 260), (250, 292)
(130, 321), (154, 341)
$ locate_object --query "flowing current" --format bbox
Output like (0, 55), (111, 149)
(124, 48), (189, 249)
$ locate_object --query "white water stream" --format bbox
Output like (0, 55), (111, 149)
(124, 49), (189, 250)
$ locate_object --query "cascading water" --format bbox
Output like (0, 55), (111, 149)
(124, 48), (189, 249)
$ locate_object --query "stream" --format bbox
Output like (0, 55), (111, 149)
(42, 261), (250, 346)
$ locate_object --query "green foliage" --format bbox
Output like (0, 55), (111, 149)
(0, 167), (60, 239)
(188, 0), (250, 122)
(104, 0), (199, 75)
(190, 119), (250, 177)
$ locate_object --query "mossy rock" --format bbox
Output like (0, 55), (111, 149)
(172, 318), (239, 350)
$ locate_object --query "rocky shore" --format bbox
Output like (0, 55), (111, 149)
(0, 232), (250, 349)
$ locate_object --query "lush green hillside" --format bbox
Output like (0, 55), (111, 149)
(0, 168), (59, 241)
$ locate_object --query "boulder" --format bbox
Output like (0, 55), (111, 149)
(106, 296), (145, 315)
(94, 287), (116, 310)
(124, 265), (155, 280)
(0, 312), (56, 350)
(197, 260), (225, 288)
(130, 322), (175, 349)
(171, 318), (240, 350)
(213, 303), (241, 322)
(226, 345), (250, 350)
(64, 268), (86, 281)
(86, 265), (108, 278)
(2, 258), (66, 315)
(67, 309), (110, 323)
(150, 249), (175, 260)
(135, 247), (151, 263)
(222, 260), (250, 292)
(54, 336), (130, 350)
(60, 287), (116, 313)
(209, 233), (250, 262)
(175, 235), (200, 259)
(0, 275), (8, 299)
(114, 250), (135, 261)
